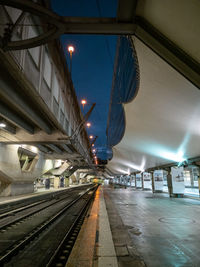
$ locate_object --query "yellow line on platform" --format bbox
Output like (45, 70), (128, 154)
(66, 187), (100, 267)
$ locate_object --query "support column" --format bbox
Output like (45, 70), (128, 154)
(190, 168), (194, 187)
(166, 168), (173, 197)
(151, 171), (155, 193)
(130, 175), (133, 187)
(135, 174), (137, 189)
(65, 177), (69, 187)
(125, 176), (127, 188)
(54, 177), (60, 188)
(198, 167), (200, 197)
(141, 173), (144, 190)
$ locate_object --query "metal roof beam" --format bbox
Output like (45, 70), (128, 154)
(0, 68), (52, 133)
(0, 101), (34, 134)
(59, 144), (73, 153)
(135, 17), (200, 89)
(117, 0), (138, 22)
(45, 144), (63, 154)
(36, 145), (50, 153)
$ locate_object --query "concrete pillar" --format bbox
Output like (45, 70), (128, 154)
(65, 177), (69, 187)
(76, 172), (80, 184)
(141, 173), (144, 190)
(0, 180), (10, 196)
(190, 168), (194, 187)
(130, 175), (132, 187)
(151, 172), (155, 193)
(126, 176), (129, 186)
(134, 174), (137, 188)
(166, 168), (173, 197)
(54, 177), (60, 188)
(69, 177), (72, 185)
(197, 168), (200, 196)
(0, 144), (58, 196)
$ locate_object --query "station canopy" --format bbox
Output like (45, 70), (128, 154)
(106, 0), (200, 175)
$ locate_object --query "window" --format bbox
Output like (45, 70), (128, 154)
(18, 147), (37, 172)
(43, 51), (52, 87)
(52, 73), (59, 102)
(28, 26), (40, 66)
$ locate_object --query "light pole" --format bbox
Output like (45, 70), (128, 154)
(81, 99), (87, 112)
(68, 45), (74, 74)
(86, 122), (91, 128)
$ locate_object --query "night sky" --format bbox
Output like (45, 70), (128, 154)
(51, 0), (117, 159)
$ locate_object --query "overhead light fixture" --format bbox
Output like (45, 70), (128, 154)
(0, 123), (6, 128)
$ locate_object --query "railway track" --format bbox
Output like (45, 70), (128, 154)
(0, 186), (83, 216)
(0, 185), (92, 231)
(0, 184), (98, 266)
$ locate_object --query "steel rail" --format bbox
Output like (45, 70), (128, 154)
(0, 187), (91, 231)
(0, 199), (46, 219)
(46, 185), (98, 267)
(0, 185), (92, 223)
(0, 185), (97, 265)
(0, 187), (74, 215)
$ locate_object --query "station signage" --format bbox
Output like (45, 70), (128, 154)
(154, 170), (164, 191)
(131, 175), (135, 187)
(143, 172), (151, 189)
(136, 173), (142, 188)
(171, 166), (185, 194)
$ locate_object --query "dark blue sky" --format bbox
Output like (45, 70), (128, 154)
(51, 0), (117, 159)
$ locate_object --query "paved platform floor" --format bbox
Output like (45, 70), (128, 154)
(66, 187), (118, 267)
(104, 186), (200, 267)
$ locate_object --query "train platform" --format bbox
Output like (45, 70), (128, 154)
(66, 186), (118, 267)
(68, 185), (200, 267)
(0, 184), (89, 206)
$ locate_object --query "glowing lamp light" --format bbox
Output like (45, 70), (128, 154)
(68, 45), (74, 53)
(92, 144), (94, 147)
(89, 135), (93, 139)
(92, 149), (96, 153)
(160, 150), (186, 163)
(81, 99), (87, 105)
(86, 122), (91, 128)
(0, 123), (6, 128)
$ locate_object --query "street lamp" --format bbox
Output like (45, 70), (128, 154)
(86, 122), (91, 128)
(68, 45), (74, 74)
(89, 135), (94, 139)
(81, 99), (87, 112)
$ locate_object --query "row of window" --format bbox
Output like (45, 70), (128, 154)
(4, 6), (78, 137)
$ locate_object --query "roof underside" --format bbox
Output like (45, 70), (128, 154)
(107, 0), (200, 174)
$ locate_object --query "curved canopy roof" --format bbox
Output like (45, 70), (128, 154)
(107, 0), (200, 175)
